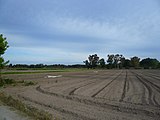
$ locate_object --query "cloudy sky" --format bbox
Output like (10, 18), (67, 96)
(0, 0), (160, 64)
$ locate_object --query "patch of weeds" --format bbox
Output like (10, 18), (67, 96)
(0, 93), (55, 120)
(17, 80), (25, 83)
(0, 79), (36, 87)
(24, 81), (36, 86)
(0, 78), (16, 87)
(4, 79), (15, 84)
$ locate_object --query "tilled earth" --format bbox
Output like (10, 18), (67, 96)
(2, 70), (160, 120)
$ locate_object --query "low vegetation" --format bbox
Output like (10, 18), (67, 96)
(2, 68), (88, 75)
(0, 93), (54, 120)
(0, 78), (15, 87)
(24, 81), (35, 86)
(0, 78), (36, 87)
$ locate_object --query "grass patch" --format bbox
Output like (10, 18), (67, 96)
(4, 78), (15, 84)
(0, 93), (54, 120)
(2, 70), (63, 75)
(0, 78), (36, 87)
(0, 78), (15, 87)
(2, 68), (89, 75)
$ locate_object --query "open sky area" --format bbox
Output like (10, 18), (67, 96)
(0, 0), (160, 64)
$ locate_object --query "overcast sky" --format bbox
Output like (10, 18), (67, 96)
(0, 0), (160, 64)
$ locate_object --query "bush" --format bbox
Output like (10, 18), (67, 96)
(24, 81), (35, 86)
(4, 79), (15, 84)
(0, 78), (15, 86)
(0, 78), (36, 87)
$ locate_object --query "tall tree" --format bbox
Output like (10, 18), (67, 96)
(157, 62), (160, 69)
(83, 60), (90, 69)
(114, 54), (124, 68)
(107, 54), (114, 65)
(84, 54), (99, 68)
(88, 54), (99, 68)
(0, 34), (9, 84)
(99, 58), (105, 68)
(120, 57), (126, 68)
(107, 54), (124, 69)
(123, 59), (131, 69)
(130, 56), (140, 68)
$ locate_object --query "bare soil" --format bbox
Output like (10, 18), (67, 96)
(1, 70), (160, 120)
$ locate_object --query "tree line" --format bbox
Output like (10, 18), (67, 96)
(8, 64), (85, 69)
(84, 54), (160, 69)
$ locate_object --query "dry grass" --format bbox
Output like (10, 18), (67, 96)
(0, 78), (36, 87)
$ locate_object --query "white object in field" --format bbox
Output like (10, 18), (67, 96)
(94, 71), (98, 73)
(45, 75), (62, 78)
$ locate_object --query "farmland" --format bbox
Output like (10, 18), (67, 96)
(1, 69), (160, 120)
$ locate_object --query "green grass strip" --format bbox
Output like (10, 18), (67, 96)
(2, 68), (88, 75)
(2, 70), (65, 75)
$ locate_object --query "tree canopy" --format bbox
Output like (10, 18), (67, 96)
(130, 56), (140, 68)
(140, 58), (159, 69)
(84, 54), (99, 69)
(0, 34), (9, 69)
(0, 34), (9, 85)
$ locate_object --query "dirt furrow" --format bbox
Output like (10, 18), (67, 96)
(91, 70), (123, 98)
(94, 71), (126, 101)
(18, 94), (95, 120)
(136, 72), (160, 95)
(73, 71), (121, 97)
(36, 84), (160, 119)
(143, 71), (160, 78)
(123, 71), (149, 105)
(20, 87), (160, 120)
(139, 73), (160, 88)
(45, 71), (120, 96)
(68, 81), (98, 95)
(131, 71), (160, 106)
(120, 70), (128, 102)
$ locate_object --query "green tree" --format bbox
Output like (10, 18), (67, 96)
(140, 58), (159, 69)
(107, 54), (114, 64)
(99, 58), (105, 68)
(157, 62), (160, 69)
(107, 54), (114, 69)
(84, 54), (99, 69)
(130, 56), (140, 68)
(83, 60), (90, 69)
(89, 54), (99, 68)
(107, 54), (124, 69)
(114, 54), (124, 69)
(123, 59), (131, 69)
(119, 57), (126, 68)
(0, 34), (9, 84)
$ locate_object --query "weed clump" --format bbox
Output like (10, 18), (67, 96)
(0, 78), (36, 87)
(0, 78), (15, 87)
(24, 81), (35, 86)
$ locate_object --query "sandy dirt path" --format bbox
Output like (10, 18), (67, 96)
(0, 103), (31, 120)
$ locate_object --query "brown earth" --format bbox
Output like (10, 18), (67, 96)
(1, 70), (160, 120)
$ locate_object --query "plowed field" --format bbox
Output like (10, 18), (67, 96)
(2, 70), (160, 120)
